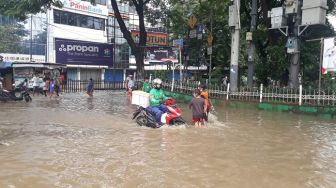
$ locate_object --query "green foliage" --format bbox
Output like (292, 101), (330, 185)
(0, 25), (24, 53)
(153, 70), (169, 80)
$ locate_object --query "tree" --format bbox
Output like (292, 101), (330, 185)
(110, 0), (150, 79)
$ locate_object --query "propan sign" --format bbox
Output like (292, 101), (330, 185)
(55, 38), (113, 66)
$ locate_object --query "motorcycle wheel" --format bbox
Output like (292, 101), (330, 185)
(24, 95), (31, 102)
(172, 117), (186, 126)
(136, 116), (148, 127)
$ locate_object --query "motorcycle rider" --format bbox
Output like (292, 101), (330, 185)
(148, 78), (169, 126)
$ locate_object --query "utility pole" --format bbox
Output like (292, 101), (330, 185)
(247, 0), (257, 88)
(229, 0), (241, 91)
(208, 10), (213, 84)
(30, 14), (33, 62)
(288, 0), (302, 88)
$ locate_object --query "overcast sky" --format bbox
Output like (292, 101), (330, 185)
(329, 15), (336, 30)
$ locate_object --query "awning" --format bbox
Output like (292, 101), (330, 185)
(0, 61), (13, 69)
(12, 62), (66, 69)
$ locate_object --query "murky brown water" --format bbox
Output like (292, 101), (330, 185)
(0, 91), (336, 188)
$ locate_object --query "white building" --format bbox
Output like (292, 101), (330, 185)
(47, 0), (131, 81)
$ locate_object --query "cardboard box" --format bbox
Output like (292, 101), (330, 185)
(132, 90), (150, 108)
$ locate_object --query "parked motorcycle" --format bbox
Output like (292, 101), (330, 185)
(0, 84), (32, 102)
(132, 99), (186, 128)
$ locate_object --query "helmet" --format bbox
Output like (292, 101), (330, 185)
(152, 78), (162, 89)
(152, 78), (162, 85)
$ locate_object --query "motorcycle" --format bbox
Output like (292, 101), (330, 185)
(0, 83), (32, 102)
(132, 98), (186, 128)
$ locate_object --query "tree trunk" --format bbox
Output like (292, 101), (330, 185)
(110, 0), (147, 80)
(135, 48), (145, 79)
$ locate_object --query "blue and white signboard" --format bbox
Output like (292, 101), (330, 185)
(55, 38), (113, 66)
(173, 39), (184, 47)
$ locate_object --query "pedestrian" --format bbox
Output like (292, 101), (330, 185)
(54, 76), (60, 96)
(86, 78), (94, 97)
(198, 84), (212, 122)
(142, 77), (151, 93)
(42, 79), (48, 97)
(127, 75), (135, 96)
(125, 75), (131, 93)
(49, 79), (55, 99)
(222, 76), (228, 88)
(32, 74), (39, 96)
(189, 89), (207, 127)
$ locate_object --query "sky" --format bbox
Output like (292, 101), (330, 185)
(328, 15), (336, 30)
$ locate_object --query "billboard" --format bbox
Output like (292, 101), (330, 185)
(323, 37), (336, 74)
(55, 38), (113, 66)
(131, 30), (168, 46)
(144, 47), (178, 63)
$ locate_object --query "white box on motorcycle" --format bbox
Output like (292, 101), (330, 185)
(132, 90), (150, 108)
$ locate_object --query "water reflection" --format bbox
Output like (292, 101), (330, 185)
(0, 91), (335, 187)
(86, 97), (94, 110)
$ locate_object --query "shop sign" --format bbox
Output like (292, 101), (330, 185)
(131, 30), (168, 46)
(55, 38), (113, 66)
(61, 0), (108, 16)
(1, 53), (45, 63)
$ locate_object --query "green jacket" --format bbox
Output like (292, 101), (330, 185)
(149, 88), (168, 107)
(142, 81), (151, 93)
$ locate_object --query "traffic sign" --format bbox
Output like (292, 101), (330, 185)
(207, 35), (214, 45)
(207, 46), (212, 55)
(188, 15), (197, 29)
(197, 24), (204, 39)
(189, 29), (197, 38)
(173, 38), (184, 47)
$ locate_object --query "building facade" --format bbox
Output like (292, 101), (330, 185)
(47, 0), (132, 81)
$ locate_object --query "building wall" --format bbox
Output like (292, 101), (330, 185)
(47, 0), (109, 63)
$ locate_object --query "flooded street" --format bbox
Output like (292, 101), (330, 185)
(0, 91), (336, 188)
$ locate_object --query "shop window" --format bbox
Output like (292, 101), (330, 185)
(68, 14), (77, 26)
(53, 10), (105, 31)
(60, 12), (68, 24)
(87, 17), (94, 29)
(54, 11), (60, 23)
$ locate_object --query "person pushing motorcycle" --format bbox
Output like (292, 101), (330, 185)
(148, 78), (169, 126)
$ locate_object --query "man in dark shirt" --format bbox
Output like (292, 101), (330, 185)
(189, 89), (207, 127)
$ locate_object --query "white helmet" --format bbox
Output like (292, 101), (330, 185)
(152, 78), (162, 85)
(152, 78), (162, 89)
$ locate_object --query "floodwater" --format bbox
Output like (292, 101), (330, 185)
(0, 91), (336, 188)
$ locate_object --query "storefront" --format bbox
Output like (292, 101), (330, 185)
(11, 62), (66, 87)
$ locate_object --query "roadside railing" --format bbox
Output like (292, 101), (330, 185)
(62, 80), (125, 93)
(61, 79), (336, 107)
(163, 80), (336, 107)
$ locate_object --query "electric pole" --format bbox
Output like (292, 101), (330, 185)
(30, 14), (33, 62)
(229, 0), (241, 91)
(288, 0), (302, 88)
(247, 0), (257, 88)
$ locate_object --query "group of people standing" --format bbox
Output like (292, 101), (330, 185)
(189, 84), (212, 127)
(31, 74), (63, 98)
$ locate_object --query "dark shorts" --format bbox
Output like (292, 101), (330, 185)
(33, 86), (39, 91)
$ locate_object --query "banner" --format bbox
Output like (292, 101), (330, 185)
(61, 0), (108, 16)
(323, 37), (336, 74)
(131, 30), (168, 46)
(144, 47), (178, 63)
(55, 38), (113, 66)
